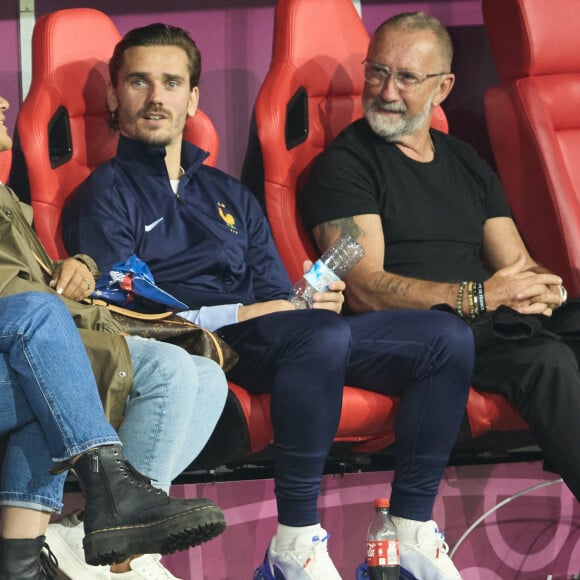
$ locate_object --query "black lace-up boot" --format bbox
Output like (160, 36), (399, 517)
(0, 536), (57, 579)
(71, 444), (226, 566)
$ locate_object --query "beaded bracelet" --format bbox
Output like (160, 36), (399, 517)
(467, 281), (478, 320)
(456, 281), (468, 318)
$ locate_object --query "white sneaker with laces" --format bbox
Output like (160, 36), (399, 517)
(254, 528), (342, 579)
(44, 509), (110, 579)
(44, 510), (181, 580)
(398, 520), (462, 580)
(110, 554), (183, 579)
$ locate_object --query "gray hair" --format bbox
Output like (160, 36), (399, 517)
(373, 12), (453, 70)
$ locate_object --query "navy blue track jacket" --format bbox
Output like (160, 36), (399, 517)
(63, 136), (293, 310)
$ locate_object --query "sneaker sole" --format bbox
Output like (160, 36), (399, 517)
(83, 504), (226, 565)
(253, 562), (284, 579)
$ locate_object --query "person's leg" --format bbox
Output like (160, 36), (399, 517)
(0, 293), (226, 572)
(0, 394), (63, 576)
(472, 335), (580, 502)
(0, 295), (104, 575)
(2, 508), (51, 539)
(119, 337), (228, 491)
(0, 292), (117, 541)
(0, 292), (119, 463)
(220, 309), (349, 525)
(345, 309), (474, 580)
(112, 338), (227, 576)
(0, 351), (67, 523)
(47, 336), (228, 578)
(346, 310), (473, 520)
(219, 309), (350, 579)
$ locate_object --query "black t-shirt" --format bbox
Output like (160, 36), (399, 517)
(301, 118), (511, 283)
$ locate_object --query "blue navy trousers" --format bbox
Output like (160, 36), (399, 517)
(218, 308), (474, 525)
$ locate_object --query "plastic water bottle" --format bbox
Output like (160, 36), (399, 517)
(289, 233), (364, 308)
(366, 498), (400, 580)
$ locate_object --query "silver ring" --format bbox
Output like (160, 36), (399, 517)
(82, 278), (92, 291)
(558, 285), (568, 305)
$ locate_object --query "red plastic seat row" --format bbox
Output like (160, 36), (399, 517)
(14, 4), (528, 470)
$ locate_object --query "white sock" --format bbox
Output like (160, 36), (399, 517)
(390, 515), (427, 543)
(273, 523), (323, 552)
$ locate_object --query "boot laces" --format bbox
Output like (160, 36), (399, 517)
(40, 542), (59, 578)
(120, 460), (163, 494)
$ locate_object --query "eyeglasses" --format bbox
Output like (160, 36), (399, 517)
(362, 60), (449, 92)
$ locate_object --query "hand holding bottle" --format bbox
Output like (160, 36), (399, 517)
(299, 260), (345, 313)
(289, 234), (364, 309)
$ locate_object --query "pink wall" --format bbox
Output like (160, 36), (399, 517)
(0, 2), (21, 137)
(167, 461), (580, 578)
(61, 460), (580, 578)
(1, 1), (492, 178)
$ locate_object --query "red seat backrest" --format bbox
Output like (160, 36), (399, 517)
(0, 149), (11, 185)
(483, 0), (580, 296)
(16, 8), (219, 261)
(254, 0), (448, 282)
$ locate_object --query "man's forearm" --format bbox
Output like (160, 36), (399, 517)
(347, 270), (459, 313)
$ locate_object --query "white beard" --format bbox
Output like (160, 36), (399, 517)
(363, 94), (434, 142)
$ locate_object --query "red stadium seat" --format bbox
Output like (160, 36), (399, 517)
(483, 0), (580, 298)
(0, 149), (11, 185)
(253, 0), (528, 448)
(16, 8), (218, 262)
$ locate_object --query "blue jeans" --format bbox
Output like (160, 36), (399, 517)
(0, 292), (228, 512)
(121, 337), (228, 491)
(0, 293), (120, 512)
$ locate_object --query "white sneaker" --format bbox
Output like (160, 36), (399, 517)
(44, 509), (110, 579)
(254, 528), (342, 579)
(398, 520), (462, 580)
(110, 554), (183, 579)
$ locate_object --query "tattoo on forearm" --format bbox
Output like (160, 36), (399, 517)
(376, 276), (410, 296)
(318, 218), (364, 246)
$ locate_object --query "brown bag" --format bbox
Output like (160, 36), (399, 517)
(88, 300), (238, 372)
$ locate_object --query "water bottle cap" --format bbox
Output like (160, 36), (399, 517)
(374, 498), (390, 508)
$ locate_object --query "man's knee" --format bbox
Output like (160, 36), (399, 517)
(298, 310), (352, 359)
(422, 311), (475, 379)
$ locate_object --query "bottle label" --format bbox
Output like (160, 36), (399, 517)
(366, 540), (400, 567)
(303, 260), (340, 292)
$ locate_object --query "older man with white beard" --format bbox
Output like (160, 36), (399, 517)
(302, 14), (580, 576)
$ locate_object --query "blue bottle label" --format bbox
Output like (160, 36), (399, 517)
(303, 260), (340, 291)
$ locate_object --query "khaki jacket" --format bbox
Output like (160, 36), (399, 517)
(0, 184), (133, 428)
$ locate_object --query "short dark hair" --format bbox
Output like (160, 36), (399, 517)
(109, 23), (202, 90)
(373, 12), (453, 70)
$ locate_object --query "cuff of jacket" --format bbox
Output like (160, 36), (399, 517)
(72, 254), (99, 277)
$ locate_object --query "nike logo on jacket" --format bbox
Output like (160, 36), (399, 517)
(144, 217), (164, 232)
